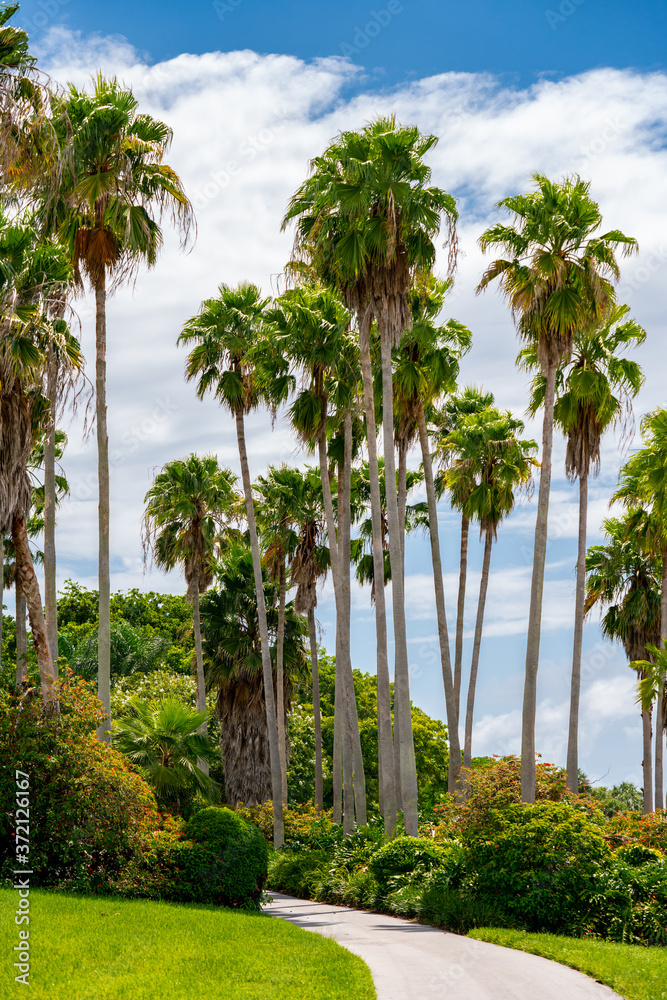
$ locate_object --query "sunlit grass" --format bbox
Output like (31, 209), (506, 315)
(469, 927), (667, 1000)
(0, 889), (376, 1000)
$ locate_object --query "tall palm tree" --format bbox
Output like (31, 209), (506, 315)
(201, 539), (308, 808)
(612, 410), (667, 809)
(477, 173), (637, 802)
(142, 454), (239, 774)
(49, 74), (193, 740)
(432, 386), (494, 719)
(179, 282), (285, 847)
(585, 514), (661, 813)
(522, 303), (645, 793)
(283, 117), (458, 835)
(273, 285), (368, 830)
(444, 408), (538, 773)
(0, 209), (76, 706)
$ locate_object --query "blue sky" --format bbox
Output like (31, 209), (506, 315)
(13, 1), (667, 788)
(21, 0), (667, 87)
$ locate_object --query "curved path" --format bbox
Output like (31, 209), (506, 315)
(264, 893), (623, 1000)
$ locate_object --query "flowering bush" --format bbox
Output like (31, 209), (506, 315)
(0, 672), (159, 890)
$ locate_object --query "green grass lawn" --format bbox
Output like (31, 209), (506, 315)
(469, 927), (667, 1000)
(0, 889), (376, 1000)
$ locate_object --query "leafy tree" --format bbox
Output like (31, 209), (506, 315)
(477, 173), (637, 802)
(49, 74), (193, 740)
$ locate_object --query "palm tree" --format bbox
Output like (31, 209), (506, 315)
(522, 303), (645, 793)
(632, 641), (667, 780)
(142, 454), (239, 774)
(114, 698), (219, 812)
(585, 514), (661, 813)
(612, 410), (667, 809)
(179, 282), (285, 847)
(0, 209), (76, 706)
(444, 408), (538, 773)
(201, 539), (308, 807)
(273, 285), (368, 830)
(283, 117), (458, 835)
(477, 173), (637, 802)
(432, 386), (495, 719)
(49, 74), (193, 741)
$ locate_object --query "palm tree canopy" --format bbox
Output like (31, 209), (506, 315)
(114, 696), (219, 802)
(442, 407), (538, 537)
(48, 73), (193, 289)
(477, 173), (637, 370)
(612, 408), (667, 553)
(585, 513), (662, 663)
(521, 303), (645, 479)
(143, 453), (239, 594)
(282, 115), (458, 326)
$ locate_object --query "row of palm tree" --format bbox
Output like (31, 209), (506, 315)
(2, 5), (662, 840)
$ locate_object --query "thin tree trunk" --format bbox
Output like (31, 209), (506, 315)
(342, 410), (367, 826)
(191, 562), (209, 776)
(454, 515), (469, 720)
(417, 403), (462, 793)
(95, 273), (111, 742)
(332, 647), (343, 824)
(398, 440), (407, 572)
(463, 530), (493, 773)
(44, 342), (58, 674)
(276, 559), (288, 806)
(308, 606), (324, 810)
(15, 585), (27, 687)
(642, 705), (654, 815)
(521, 359), (558, 803)
(380, 333), (418, 835)
(656, 548), (667, 810)
(566, 470), (588, 795)
(235, 408), (284, 848)
(360, 322), (396, 837)
(12, 514), (57, 708)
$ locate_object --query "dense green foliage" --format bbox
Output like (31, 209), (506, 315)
(186, 807), (269, 904)
(0, 889), (377, 1000)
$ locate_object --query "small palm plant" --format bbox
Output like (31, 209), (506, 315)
(114, 697), (220, 814)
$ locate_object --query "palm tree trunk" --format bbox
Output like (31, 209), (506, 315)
(359, 322), (396, 837)
(95, 272), (111, 742)
(342, 409), (367, 826)
(235, 408), (284, 848)
(642, 705), (654, 814)
(521, 358), (557, 803)
(380, 333), (418, 835)
(417, 403), (462, 792)
(44, 342), (58, 674)
(191, 562), (209, 776)
(566, 470), (588, 795)
(332, 649), (343, 824)
(12, 514), (57, 708)
(454, 515), (469, 719)
(398, 440), (407, 572)
(308, 606), (324, 810)
(277, 559), (288, 806)
(463, 529), (493, 773)
(656, 548), (667, 810)
(15, 584), (27, 686)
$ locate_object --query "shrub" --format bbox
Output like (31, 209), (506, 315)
(606, 810), (667, 853)
(236, 801), (338, 849)
(368, 836), (448, 895)
(0, 673), (158, 890)
(185, 807), (268, 906)
(268, 849), (330, 898)
(418, 886), (515, 934)
(465, 800), (610, 934)
(592, 853), (667, 945)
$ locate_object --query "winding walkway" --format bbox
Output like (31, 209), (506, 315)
(264, 893), (623, 1000)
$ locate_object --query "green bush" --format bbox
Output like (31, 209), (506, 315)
(268, 849), (330, 898)
(185, 807), (268, 905)
(368, 836), (448, 895)
(418, 886), (515, 934)
(0, 674), (158, 890)
(592, 854), (667, 945)
(465, 801), (610, 934)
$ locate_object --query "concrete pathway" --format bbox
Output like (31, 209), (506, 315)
(264, 893), (624, 1000)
